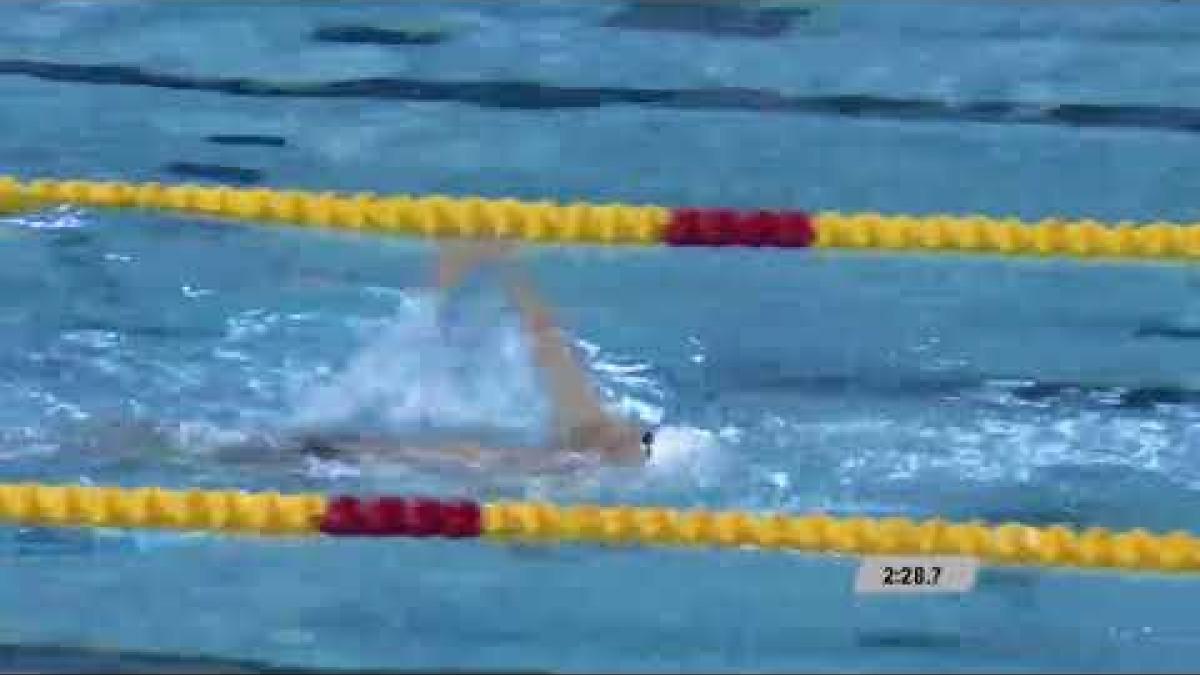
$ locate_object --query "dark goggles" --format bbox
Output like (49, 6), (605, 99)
(641, 430), (656, 458)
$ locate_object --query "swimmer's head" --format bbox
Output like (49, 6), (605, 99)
(642, 426), (721, 476)
(566, 419), (653, 465)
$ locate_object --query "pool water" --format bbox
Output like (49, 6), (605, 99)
(3, 0), (1200, 672)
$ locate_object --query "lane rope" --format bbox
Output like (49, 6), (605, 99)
(2, 175), (1199, 261)
(0, 482), (1198, 574)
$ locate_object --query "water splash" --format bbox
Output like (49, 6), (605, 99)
(3, 205), (87, 230)
(286, 291), (547, 446)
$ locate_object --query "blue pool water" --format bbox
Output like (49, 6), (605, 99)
(3, 0), (1200, 671)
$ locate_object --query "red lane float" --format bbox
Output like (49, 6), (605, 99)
(319, 496), (483, 538)
(665, 208), (815, 247)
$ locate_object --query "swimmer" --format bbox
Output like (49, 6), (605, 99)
(288, 239), (654, 472)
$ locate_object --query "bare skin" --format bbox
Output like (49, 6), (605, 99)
(296, 239), (651, 472)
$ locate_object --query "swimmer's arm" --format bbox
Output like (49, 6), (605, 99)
(346, 440), (488, 468)
(432, 240), (612, 447)
(291, 433), (573, 473)
(359, 442), (587, 474)
(436, 240), (513, 290)
(499, 264), (611, 444)
(436, 241), (478, 289)
(406, 438), (585, 472)
(490, 447), (595, 474)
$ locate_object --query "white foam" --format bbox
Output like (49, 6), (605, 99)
(645, 425), (723, 479)
(301, 456), (361, 480)
(287, 293), (545, 438)
(7, 205), (86, 229)
(612, 394), (663, 426)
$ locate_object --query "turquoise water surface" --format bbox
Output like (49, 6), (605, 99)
(2, 1), (1200, 672)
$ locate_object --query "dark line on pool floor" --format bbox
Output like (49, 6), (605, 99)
(0, 641), (543, 674)
(0, 642), (320, 674)
(3, 58), (1200, 134)
(312, 23), (454, 46)
(164, 161), (264, 185)
(1133, 321), (1200, 340)
(205, 134), (287, 148)
(855, 630), (964, 651)
(907, 25), (1200, 44)
(601, 1), (814, 39)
